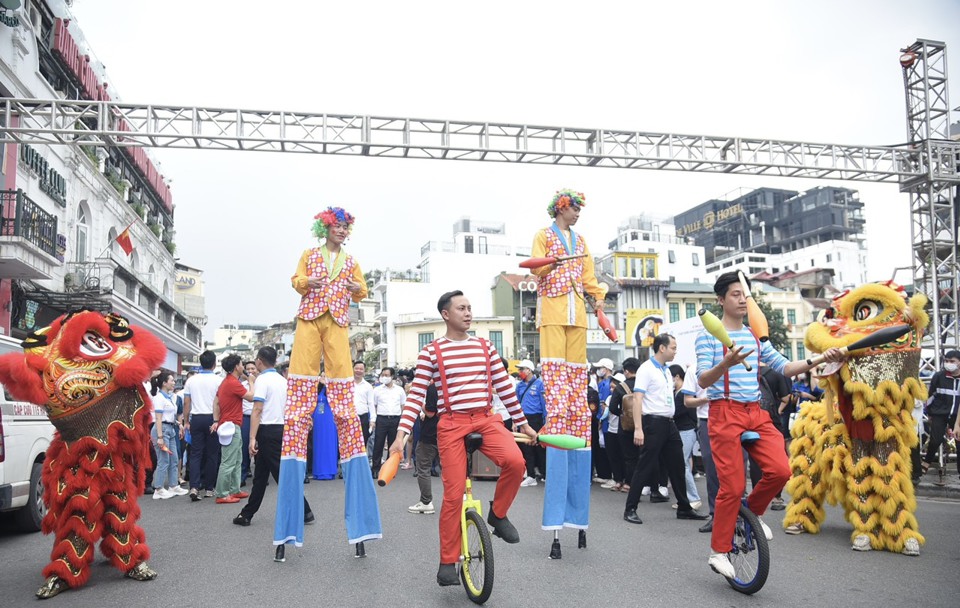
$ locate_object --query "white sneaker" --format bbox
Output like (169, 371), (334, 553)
(641, 486), (651, 496)
(153, 488), (174, 500)
(520, 477), (538, 487)
(600, 479), (618, 489)
(757, 516), (773, 541)
(592, 477), (608, 484)
(658, 486), (669, 498)
(169, 485), (189, 496)
(690, 500), (702, 510)
(708, 552), (735, 578)
(408, 501), (435, 514)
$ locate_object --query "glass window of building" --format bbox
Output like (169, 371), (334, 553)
(668, 250), (676, 263)
(490, 330), (503, 354)
(784, 343), (793, 359)
(75, 205), (89, 262)
(787, 309), (796, 325)
(644, 257), (656, 278)
(418, 332), (434, 350)
(797, 344), (805, 360)
(692, 252), (700, 266)
(669, 302), (680, 323)
(685, 303), (696, 319)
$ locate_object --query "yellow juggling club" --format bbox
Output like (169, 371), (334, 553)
(698, 308), (753, 372)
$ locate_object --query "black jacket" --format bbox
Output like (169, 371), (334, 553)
(927, 370), (960, 417)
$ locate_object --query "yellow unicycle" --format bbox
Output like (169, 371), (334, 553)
(460, 433), (494, 604)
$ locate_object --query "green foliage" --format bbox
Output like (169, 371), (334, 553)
(164, 241), (177, 255)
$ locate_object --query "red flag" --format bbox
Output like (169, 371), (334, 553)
(115, 226), (134, 255)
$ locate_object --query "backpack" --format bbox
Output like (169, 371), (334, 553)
(616, 380), (637, 432)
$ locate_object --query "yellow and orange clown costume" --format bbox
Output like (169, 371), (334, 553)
(0, 311), (167, 599)
(530, 189), (608, 539)
(274, 207), (382, 554)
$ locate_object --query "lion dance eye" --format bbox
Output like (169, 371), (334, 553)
(854, 300), (882, 322)
(79, 331), (114, 357)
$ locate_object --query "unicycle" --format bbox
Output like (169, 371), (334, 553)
(460, 433), (494, 604)
(724, 430), (770, 595)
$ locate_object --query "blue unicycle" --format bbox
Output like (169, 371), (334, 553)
(724, 431), (770, 595)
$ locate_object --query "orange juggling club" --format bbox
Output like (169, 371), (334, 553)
(596, 309), (618, 342)
(519, 254), (588, 269)
(698, 308), (753, 372)
(377, 452), (402, 487)
(738, 271), (769, 342)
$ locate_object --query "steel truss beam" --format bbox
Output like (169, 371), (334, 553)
(0, 97), (946, 182)
(901, 39), (960, 374)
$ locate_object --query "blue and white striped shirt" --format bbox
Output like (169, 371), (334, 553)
(695, 328), (788, 402)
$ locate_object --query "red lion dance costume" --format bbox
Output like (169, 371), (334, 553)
(0, 310), (166, 599)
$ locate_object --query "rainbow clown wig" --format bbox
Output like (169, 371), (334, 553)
(547, 189), (586, 218)
(312, 206), (356, 240)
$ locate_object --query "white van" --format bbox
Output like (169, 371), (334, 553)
(0, 335), (54, 532)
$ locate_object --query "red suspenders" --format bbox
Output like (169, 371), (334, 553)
(431, 338), (493, 415)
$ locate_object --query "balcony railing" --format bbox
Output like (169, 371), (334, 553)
(0, 190), (58, 258)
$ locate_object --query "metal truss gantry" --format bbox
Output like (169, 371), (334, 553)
(0, 39), (958, 371)
(901, 39), (960, 373)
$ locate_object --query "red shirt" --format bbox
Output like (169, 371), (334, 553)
(217, 374), (246, 426)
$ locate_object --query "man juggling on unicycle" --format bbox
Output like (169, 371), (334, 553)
(389, 290), (538, 587)
(695, 272), (843, 578)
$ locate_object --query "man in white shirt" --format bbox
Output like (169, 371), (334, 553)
(623, 334), (708, 524)
(354, 360), (374, 447)
(233, 346), (314, 527)
(370, 367), (406, 477)
(182, 351), (223, 501)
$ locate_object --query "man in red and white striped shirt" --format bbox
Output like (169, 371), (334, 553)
(391, 291), (538, 587)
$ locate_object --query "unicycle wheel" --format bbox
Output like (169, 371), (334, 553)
(725, 504), (770, 595)
(460, 509), (495, 604)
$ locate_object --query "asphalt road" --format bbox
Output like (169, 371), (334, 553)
(1, 472), (957, 608)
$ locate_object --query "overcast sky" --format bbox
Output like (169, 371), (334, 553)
(68, 0), (960, 340)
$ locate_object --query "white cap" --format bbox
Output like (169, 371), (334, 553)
(613, 373), (626, 383)
(518, 359), (536, 371)
(217, 421), (237, 446)
(594, 358), (614, 371)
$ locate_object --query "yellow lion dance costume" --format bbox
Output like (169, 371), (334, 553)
(784, 281), (926, 556)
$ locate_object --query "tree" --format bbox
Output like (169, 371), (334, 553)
(703, 291), (788, 352)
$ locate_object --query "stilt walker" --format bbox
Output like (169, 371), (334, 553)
(273, 207), (382, 562)
(530, 189), (608, 558)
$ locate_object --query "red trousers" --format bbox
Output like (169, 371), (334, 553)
(437, 409), (525, 564)
(708, 400), (790, 553)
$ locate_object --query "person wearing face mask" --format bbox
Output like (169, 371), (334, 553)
(516, 359), (547, 486)
(371, 367), (407, 478)
(922, 350), (960, 477)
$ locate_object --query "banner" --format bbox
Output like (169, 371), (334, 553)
(626, 309), (664, 348)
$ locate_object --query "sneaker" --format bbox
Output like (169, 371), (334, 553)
(650, 494), (669, 504)
(520, 477), (538, 487)
(400, 461), (413, 470)
(757, 516), (773, 541)
(304, 511), (316, 525)
(600, 479), (618, 489)
(437, 563), (459, 587)
(189, 488), (202, 502)
(169, 486), (189, 497)
(641, 486), (651, 496)
(204, 490), (215, 498)
(152, 488), (174, 500)
(408, 501), (436, 514)
(231, 491), (250, 499)
(487, 502), (519, 543)
(770, 496), (786, 511)
(658, 486), (669, 498)
(690, 500), (702, 510)
(709, 552), (735, 578)
(592, 477), (608, 484)
(784, 523), (804, 535)
(215, 496), (240, 504)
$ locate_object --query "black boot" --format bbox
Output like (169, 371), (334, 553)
(437, 563), (459, 586)
(487, 501), (519, 543)
(355, 541), (366, 558)
(578, 530), (587, 549)
(549, 538), (562, 560)
(274, 545), (285, 562)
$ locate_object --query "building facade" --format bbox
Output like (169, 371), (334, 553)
(0, 2), (203, 371)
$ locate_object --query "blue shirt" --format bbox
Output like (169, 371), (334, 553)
(695, 327), (788, 402)
(517, 377), (546, 416)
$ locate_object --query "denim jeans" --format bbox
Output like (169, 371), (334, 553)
(152, 422), (180, 489)
(679, 427), (701, 503)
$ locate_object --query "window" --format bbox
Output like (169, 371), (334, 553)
(467, 330), (477, 337)
(685, 303), (696, 319)
(464, 235), (474, 254)
(669, 303), (680, 323)
(644, 257), (656, 278)
(692, 253), (700, 266)
(478, 236), (488, 254)
(668, 250), (676, 263)
(75, 205), (89, 262)
(797, 344), (805, 360)
(787, 309), (796, 325)
(489, 330), (503, 354)
(784, 343), (793, 359)
(826, 254), (832, 263)
(418, 332), (434, 350)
